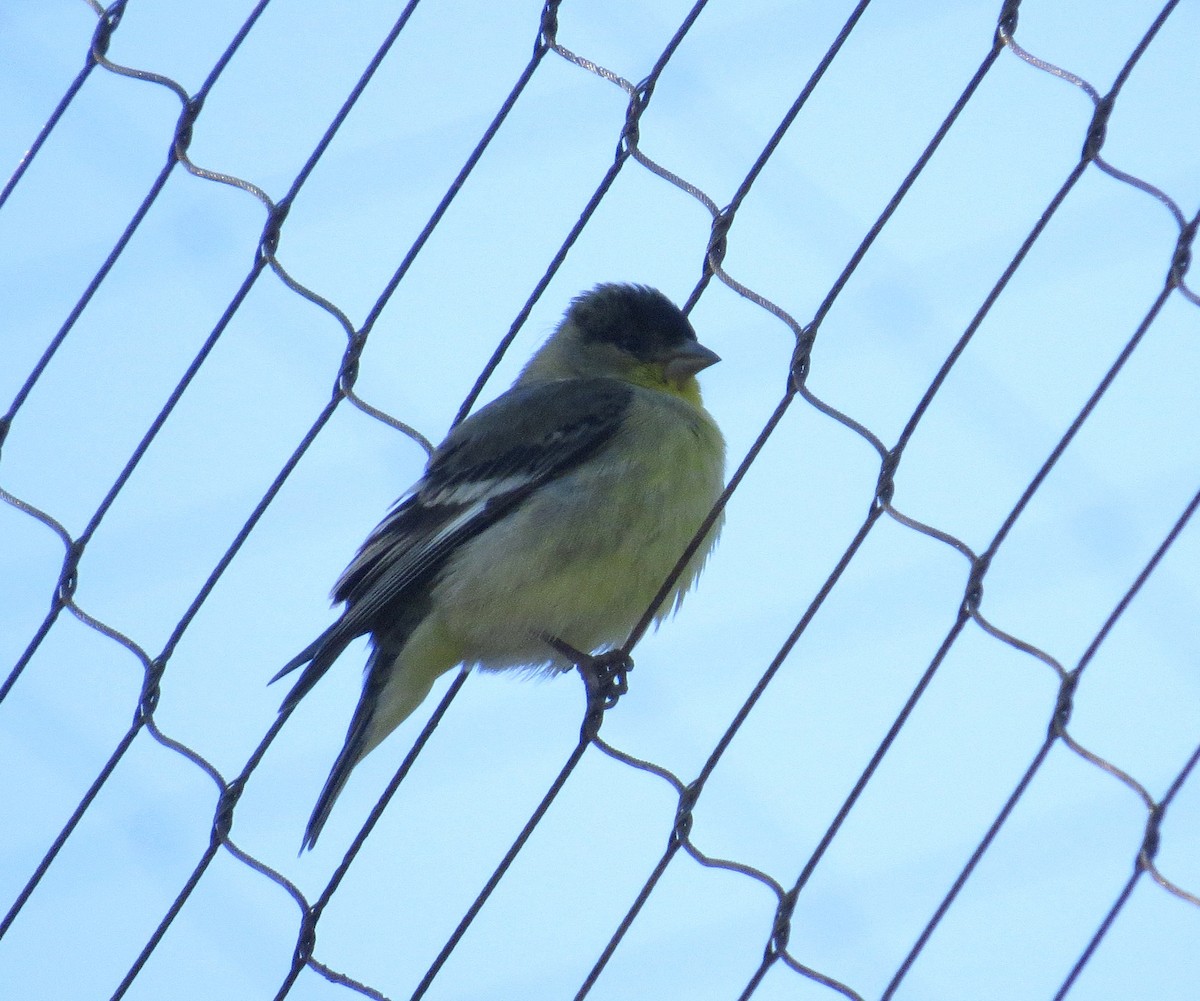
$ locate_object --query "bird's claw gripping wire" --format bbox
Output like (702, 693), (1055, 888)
(579, 648), (632, 710)
(542, 634), (633, 740)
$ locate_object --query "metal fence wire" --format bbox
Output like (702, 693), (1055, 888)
(2, 1), (1198, 999)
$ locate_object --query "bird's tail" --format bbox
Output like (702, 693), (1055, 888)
(299, 659), (389, 850)
(300, 623), (460, 849)
(271, 619), (368, 850)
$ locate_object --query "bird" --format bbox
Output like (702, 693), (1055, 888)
(274, 283), (726, 849)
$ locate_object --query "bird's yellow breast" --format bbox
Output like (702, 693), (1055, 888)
(432, 386), (724, 672)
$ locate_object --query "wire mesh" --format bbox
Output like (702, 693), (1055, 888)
(1, 1), (1197, 999)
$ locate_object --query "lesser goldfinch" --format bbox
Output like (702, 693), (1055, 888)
(275, 283), (725, 848)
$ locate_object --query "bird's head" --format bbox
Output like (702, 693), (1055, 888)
(518, 284), (720, 403)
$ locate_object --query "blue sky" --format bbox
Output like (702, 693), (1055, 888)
(2, 2), (1198, 999)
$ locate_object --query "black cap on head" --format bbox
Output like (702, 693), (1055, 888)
(568, 283), (698, 362)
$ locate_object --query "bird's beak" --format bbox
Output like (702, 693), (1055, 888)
(664, 341), (721, 385)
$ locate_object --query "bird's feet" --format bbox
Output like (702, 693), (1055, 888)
(577, 648), (632, 741)
(541, 635), (633, 739)
(580, 648), (632, 710)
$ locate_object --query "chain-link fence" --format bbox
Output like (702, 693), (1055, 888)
(2, 1), (1197, 999)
